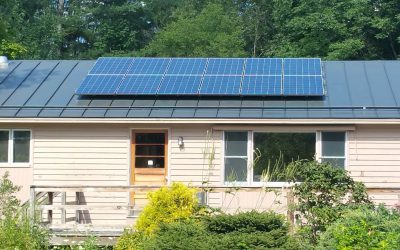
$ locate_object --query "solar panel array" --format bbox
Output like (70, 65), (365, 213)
(76, 57), (324, 96)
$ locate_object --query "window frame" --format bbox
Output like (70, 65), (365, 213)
(222, 130), (347, 187)
(0, 129), (32, 168)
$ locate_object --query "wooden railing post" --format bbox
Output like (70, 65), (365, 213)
(61, 192), (66, 224)
(286, 188), (295, 234)
(48, 192), (53, 224)
(29, 186), (35, 221)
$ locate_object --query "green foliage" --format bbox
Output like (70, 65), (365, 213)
(318, 205), (400, 250)
(204, 210), (286, 234)
(0, 40), (27, 59)
(0, 172), (20, 217)
(0, 172), (49, 249)
(287, 160), (371, 244)
(114, 229), (144, 250)
(135, 182), (198, 235)
(0, 215), (49, 250)
(142, 3), (247, 57)
(141, 211), (304, 250)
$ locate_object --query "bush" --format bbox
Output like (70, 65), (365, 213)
(135, 182), (198, 235)
(204, 210), (286, 234)
(0, 172), (49, 249)
(287, 160), (371, 243)
(141, 211), (304, 250)
(318, 205), (400, 250)
(114, 229), (144, 250)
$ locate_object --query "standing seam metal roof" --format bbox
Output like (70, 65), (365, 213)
(0, 60), (399, 119)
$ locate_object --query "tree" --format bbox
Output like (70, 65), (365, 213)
(142, 3), (247, 57)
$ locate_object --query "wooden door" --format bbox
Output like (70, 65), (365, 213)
(130, 131), (167, 208)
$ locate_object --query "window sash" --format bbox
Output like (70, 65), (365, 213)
(0, 129), (31, 166)
(223, 130), (347, 186)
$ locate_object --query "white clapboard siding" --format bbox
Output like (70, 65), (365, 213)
(348, 125), (400, 206)
(33, 125), (130, 226)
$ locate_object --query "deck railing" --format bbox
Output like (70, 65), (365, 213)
(29, 185), (400, 228)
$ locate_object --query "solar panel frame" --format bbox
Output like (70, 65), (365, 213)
(200, 75), (242, 95)
(75, 75), (124, 95)
(158, 75), (203, 95)
(205, 58), (245, 75)
(116, 75), (163, 95)
(89, 57), (134, 75)
(76, 57), (325, 97)
(126, 58), (170, 75)
(241, 75), (282, 95)
(165, 58), (207, 75)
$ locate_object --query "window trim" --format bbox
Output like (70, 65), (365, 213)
(222, 130), (347, 187)
(0, 129), (32, 168)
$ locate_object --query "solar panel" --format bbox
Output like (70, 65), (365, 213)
(76, 75), (123, 95)
(241, 75), (282, 95)
(89, 57), (133, 75)
(283, 58), (321, 75)
(283, 76), (323, 95)
(76, 57), (325, 96)
(200, 76), (242, 95)
(206, 58), (245, 75)
(166, 58), (207, 75)
(245, 58), (282, 75)
(158, 75), (202, 94)
(127, 58), (170, 75)
(116, 75), (163, 95)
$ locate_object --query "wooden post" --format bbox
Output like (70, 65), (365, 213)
(48, 192), (53, 224)
(61, 192), (66, 224)
(286, 189), (295, 234)
(29, 187), (35, 221)
(75, 192), (80, 223)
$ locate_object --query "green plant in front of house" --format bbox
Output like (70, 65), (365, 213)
(317, 205), (400, 250)
(135, 182), (198, 235)
(286, 160), (372, 244)
(141, 211), (305, 250)
(0, 172), (49, 249)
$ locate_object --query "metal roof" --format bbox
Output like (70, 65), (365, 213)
(0, 60), (399, 119)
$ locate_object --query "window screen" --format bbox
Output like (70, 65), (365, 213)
(321, 132), (345, 167)
(13, 131), (31, 163)
(224, 132), (248, 182)
(0, 131), (9, 163)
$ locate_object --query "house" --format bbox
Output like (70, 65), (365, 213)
(0, 57), (399, 232)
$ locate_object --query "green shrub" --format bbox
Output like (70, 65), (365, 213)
(0, 172), (49, 249)
(318, 205), (400, 250)
(114, 229), (144, 250)
(204, 210), (286, 234)
(141, 221), (214, 250)
(135, 182), (198, 235)
(287, 160), (371, 243)
(141, 211), (305, 250)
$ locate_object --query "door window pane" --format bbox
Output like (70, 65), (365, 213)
(135, 145), (164, 156)
(13, 131), (30, 163)
(0, 131), (9, 163)
(225, 158), (247, 182)
(253, 133), (316, 182)
(225, 132), (247, 156)
(135, 157), (164, 168)
(136, 133), (165, 144)
(322, 132), (345, 156)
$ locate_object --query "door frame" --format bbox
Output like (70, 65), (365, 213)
(130, 128), (170, 187)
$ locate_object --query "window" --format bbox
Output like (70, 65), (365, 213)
(253, 133), (316, 182)
(320, 132), (346, 168)
(223, 130), (346, 184)
(224, 132), (248, 182)
(0, 130), (31, 165)
(134, 132), (166, 168)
